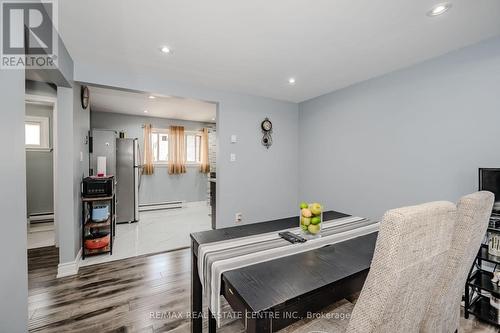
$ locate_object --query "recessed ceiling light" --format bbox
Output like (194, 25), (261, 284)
(427, 3), (452, 16)
(160, 46), (171, 54)
(148, 95), (156, 99)
(211, 118), (216, 121)
(144, 110), (148, 113)
(288, 78), (296, 85)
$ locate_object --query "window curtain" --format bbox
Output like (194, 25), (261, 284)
(168, 126), (187, 174)
(143, 124), (154, 175)
(199, 128), (210, 173)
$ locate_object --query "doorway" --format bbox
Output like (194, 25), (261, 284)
(80, 85), (218, 266)
(25, 94), (57, 250)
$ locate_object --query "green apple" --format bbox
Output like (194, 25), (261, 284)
(301, 208), (312, 218)
(301, 217), (311, 226)
(310, 203), (322, 216)
(301, 224), (308, 231)
(299, 202), (309, 209)
(311, 216), (321, 225)
(308, 224), (320, 234)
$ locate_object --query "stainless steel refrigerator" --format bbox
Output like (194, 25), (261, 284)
(116, 138), (140, 223)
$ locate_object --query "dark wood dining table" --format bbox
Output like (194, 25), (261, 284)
(190, 211), (377, 333)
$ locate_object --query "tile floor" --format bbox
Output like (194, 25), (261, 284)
(27, 222), (55, 249)
(80, 201), (212, 267)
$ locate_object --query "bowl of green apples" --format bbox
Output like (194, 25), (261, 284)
(299, 202), (323, 238)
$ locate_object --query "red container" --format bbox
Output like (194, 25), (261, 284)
(85, 234), (110, 250)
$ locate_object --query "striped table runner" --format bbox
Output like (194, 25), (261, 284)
(198, 215), (380, 325)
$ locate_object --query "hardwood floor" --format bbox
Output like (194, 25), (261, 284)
(28, 246), (496, 333)
(28, 246), (244, 333)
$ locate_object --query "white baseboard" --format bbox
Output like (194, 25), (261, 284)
(56, 248), (82, 278)
(139, 200), (184, 212)
(139, 200), (208, 212)
(29, 213), (54, 222)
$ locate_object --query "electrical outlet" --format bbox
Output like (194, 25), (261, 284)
(235, 213), (243, 223)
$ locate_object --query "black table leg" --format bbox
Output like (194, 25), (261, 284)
(246, 313), (271, 333)
(191, 244), (202, 333)
(209, 309), (217, 332)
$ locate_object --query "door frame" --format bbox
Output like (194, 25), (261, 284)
(25, 93), (59, 248)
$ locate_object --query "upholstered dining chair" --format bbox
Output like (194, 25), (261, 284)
(281, 201), (457, 333)
(420, 191), (494, 333)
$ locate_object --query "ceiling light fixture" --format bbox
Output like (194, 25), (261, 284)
(211, 118), (216, 121)
(148, 95), (156, 99)
(288, 78), (296, 85)
(144, 110), (148, 113)
(160, 46), (171, 54)
(427, 3), (452, 16)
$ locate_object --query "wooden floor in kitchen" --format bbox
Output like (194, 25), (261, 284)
(28, 246), (497, 333)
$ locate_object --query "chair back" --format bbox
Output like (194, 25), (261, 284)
(346, 201), (456, 333)
(421, 191), (494, 333)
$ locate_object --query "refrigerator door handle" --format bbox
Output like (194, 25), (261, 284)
(135, 140), (143, 189)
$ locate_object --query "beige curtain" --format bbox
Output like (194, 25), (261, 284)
(199, 128), (210, 173)
(143, 124), (154, 175)
(168, 126), (186, 174)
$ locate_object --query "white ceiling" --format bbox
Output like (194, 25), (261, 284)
(89, 86), (217, 123)
(59, 1), (500, 103)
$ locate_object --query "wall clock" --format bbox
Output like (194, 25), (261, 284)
(261, 117), (273, 149)
(81, 86), (90, 109)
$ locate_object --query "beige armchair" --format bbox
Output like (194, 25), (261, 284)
(281, 200), (457, 333)
(420, 191), (494, 333)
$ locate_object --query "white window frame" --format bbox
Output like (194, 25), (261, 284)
(151, 128), (169, 166)
(185, 131), (202, 166)
(150, 128), (202, 167)
(25, 115), (50, 151)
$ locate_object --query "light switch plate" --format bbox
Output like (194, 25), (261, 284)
(230, 153), (236, 162)
(231, 135), (237, 143)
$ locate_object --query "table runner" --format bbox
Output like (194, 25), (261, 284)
(197, 215), (380, 325)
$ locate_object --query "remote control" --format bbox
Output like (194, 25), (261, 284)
(279, 231), (307, 244)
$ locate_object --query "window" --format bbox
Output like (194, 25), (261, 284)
(186, 133), (201, 164)
(25, 123), (41, 145)
(151, 130), (168, 163)
(151, 129), (201, 165)
(25, 116), (50, 149)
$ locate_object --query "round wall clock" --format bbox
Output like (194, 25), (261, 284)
(261, 117), (273, 149)
(81, 86), (90, 109)
(261, 118), (272, 132)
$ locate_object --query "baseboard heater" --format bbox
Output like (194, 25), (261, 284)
(28, 212), (54, 224)
(139, 201), (185, 212)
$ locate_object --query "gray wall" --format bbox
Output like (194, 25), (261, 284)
(55, 87), (76, 263)
(26, 80), (57, 97)
(75, 64), (299, 228)
(73, 83), (90, 259)
(90, 111), (209, 204)
(56, 82), (90, 263)
(0, 70), (28, 332)
(25, 11), (74, 88)
(26, 103), (54, 216)
(299, 36), (500, 219)
(0, 12), (76, 332)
